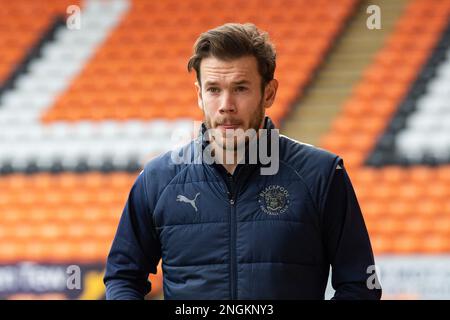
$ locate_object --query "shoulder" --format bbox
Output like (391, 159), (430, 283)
(279, 135), (341, 172)
(279, 135), (343, 213)
(140, 140), (196, 205)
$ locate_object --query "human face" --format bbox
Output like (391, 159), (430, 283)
(195, 55), (278, 150)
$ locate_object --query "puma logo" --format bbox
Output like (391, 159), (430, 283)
(176, 193), (200, 212)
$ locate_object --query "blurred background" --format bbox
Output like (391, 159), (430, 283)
(0, 0), (449, 299)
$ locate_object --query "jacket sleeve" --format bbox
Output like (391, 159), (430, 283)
(322, 165), (382, 300)
(103, 171), (162, 300)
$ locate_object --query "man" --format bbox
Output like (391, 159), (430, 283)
(104, 23), (381, 300)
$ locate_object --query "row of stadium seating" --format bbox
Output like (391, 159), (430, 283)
(0, 120), (195, 172)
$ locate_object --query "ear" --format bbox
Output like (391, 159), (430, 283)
(195, 81), (203, 110)
(263, 79), (278, 109)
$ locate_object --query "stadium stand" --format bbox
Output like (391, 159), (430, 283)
(0, 0), (449, 299)
(320, 0), (450, 255)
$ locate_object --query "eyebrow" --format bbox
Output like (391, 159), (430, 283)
(233, 80), (251, 85)
(203, 81), (219, 87)
(203, 80), (251, 87)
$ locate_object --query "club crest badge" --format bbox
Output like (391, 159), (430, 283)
(258, 185), (290, 215)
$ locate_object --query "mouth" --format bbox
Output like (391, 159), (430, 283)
(215, 120), (242, 130)
(217, 124), (240, 130)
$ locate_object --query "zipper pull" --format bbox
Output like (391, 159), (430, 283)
(228, 192), (235, 205)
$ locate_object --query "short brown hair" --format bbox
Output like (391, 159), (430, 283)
(187, 23), (276, 89)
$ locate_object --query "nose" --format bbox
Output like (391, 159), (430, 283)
(218, 91), (236, 114)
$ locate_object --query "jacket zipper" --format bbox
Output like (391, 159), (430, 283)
(227, 174), (238, 300)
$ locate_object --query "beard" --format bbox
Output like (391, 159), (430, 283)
(203, 97), (265, 152)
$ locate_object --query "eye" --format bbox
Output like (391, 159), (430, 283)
(235, 86), (248, 92)
(207, 87), (220, 93)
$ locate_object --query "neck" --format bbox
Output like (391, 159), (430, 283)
(212, 127), (266, 175)
(212, 145), (243, 175)
(203, 117), (269, 175)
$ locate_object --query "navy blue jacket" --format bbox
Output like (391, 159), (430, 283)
(104, 117), (381, 300)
